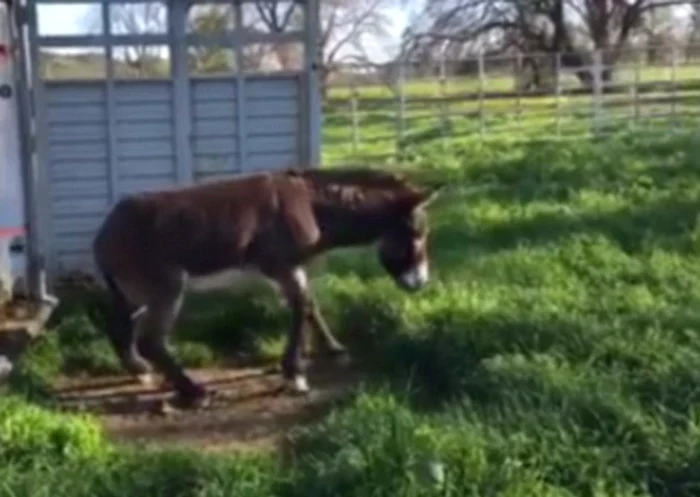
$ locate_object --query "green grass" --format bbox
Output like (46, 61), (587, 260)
(6, 108), (700, 494)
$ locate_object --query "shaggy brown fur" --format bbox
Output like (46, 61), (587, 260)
(92, 166), (442, 407)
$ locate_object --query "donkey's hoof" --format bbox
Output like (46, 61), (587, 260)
(172, 387), (212, 410)
(136, 373), (156, 387)
(331, 350), (352, 367)
(284, 375), (311, 395)
(153, 399), (179, 417)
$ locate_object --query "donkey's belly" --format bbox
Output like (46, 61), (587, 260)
(186, 267), (273, 293)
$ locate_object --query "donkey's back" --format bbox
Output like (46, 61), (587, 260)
(93, 171), (291, 280)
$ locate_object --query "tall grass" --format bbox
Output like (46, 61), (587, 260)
(3, 126), (700, 496)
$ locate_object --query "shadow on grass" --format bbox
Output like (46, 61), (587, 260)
(41, 284), (291, 379)
(429, 193), (700, 276)
(449, 132), (700, 205)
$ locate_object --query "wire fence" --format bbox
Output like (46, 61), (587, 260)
(321, 44), (700, 165)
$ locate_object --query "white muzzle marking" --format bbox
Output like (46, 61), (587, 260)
(400, 260), (429, 290)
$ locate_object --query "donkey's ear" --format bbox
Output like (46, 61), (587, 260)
(397, 183), (446, 214)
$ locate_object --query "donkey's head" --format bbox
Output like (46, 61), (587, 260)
(377, 184), (444, 292)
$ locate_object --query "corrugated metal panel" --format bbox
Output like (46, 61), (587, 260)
(49, 159), (107, 181)
(119, 158), (175, 177)
(246, 98), (298, 118)
(54, 234), (95, 252)
(52, 197), (108, 217)
(119, 177), (178, 195)
(49, 124), (108, 142)
(48, 142), (108, 161)
(114, 103), (173, 122)
(242, 77), (300, 174)
(46, 103), (107, 124)
(193, 118), (237, 136)
(114, 81), (173, 103)
(116, 139), (175, 159)
(52, 215), (104, 236)
(192, 79), (238, 180)
(116, 122), (172, 140)
(44, 83), (105, 105)
(247, 116), (298, 136)
(50, 180), (109, 200)
(191, 75), (300, 178)
(191, 80), (236, 100)
(45, 84), (110, 267)
(54, 253), (94, 274)
(193, 101), (237, 118)
(193, 136), (238, 156)
(114, 82), (177, 198)
(247, 151), (300, 171)
(245, 76), (299, 98)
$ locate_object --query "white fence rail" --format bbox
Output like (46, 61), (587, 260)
(321, 45), (700, 165)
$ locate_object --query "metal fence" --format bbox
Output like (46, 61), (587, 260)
(321, 44), (700, 165)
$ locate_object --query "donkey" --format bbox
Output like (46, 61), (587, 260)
(92, 166), (443, 408)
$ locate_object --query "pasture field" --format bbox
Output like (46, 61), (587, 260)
(3, 114), (700, 495)
(322, 59), (700, 166)
(327, 62), (700, 99)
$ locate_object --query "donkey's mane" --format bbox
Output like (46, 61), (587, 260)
(284, 166), (417, 209)
(285, 166), (412, 189)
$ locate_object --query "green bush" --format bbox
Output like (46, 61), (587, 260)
(0, 395), (108, 468)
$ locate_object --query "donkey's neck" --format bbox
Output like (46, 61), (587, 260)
(311, 194), (395, 249)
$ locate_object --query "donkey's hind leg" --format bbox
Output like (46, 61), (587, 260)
(100, 273), (154, 385)
(135, 275), (209, 408)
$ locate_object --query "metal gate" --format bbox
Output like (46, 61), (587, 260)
(17, 0), (321, 281)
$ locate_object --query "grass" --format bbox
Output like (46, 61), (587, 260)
(5, 106), (700, 494)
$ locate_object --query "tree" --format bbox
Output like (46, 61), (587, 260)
(249, 0), (397, 96)
(402, 0), (690, 88)
(102, 2), (168, 77)
(187, 5), (236, 74)
(688, 2), (700, 55)
(84, 0), (397, 93)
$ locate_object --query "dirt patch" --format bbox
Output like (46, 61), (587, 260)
(52, 360), (364, 453)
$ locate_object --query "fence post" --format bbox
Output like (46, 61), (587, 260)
(633, 49), (641, 127)
(233, 1), (248, 173)
(478, 51), (485, 137)
(349, 77), (359, 158)
(515, 52), (522, 132)
(102, 0), (118, 203)
(670, 45), (677, 128)
(555, 51), (561, 136)
(592, 49), (603, 135)
(438, 51), (448, 150)
(170, 0), (194, 183)
(396, 58), (406, 159)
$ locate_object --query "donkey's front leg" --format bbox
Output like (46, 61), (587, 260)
(274, 267), (313, 394)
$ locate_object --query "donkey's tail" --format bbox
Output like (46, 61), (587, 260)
(99, 267), (128, 310)
(94, 264), (137, 352)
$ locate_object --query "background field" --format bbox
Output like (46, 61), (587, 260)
(3, 50), (700, 496)
(321, 49), (700, 165)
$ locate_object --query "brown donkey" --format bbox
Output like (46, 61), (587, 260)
(92, 167), (443, 407)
